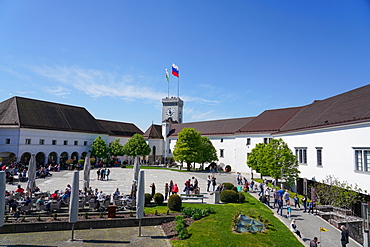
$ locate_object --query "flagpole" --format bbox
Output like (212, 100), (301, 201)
(177, 76), (179, 98)
(168, 81), (170, 98)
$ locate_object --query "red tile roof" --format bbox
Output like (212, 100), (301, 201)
(238, 106), (303, 133)
(168, 117), (255, 137)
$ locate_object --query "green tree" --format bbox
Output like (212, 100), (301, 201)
(173, 128), (202, 171)
(263, 139), (300, 186)
(247, 143), (268, 176)
(314, 175), (365, 210)
(247, 138), (299, 187)
(90, 136), (109, 160)
(197, 136), (218, 170)
(109, 138), (124, 157)
(122, 134), (151, 157)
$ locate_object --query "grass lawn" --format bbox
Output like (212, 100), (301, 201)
(145, 193), (303, 247)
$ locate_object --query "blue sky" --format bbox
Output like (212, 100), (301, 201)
(0, 1), (369, 131)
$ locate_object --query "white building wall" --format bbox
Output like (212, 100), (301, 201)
(234, 134), (272, 173)
(0, 127), (109, 164)
(275, 122), (370, 193)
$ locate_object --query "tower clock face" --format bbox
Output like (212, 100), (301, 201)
(166, 108), (175, 117)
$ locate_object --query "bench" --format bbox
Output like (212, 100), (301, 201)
(180, 194), (204, 203)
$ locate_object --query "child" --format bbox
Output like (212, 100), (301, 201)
(286, 201), (292, 219)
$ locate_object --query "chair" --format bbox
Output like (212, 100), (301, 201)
(89, 200), (98, 211)
(79, 199), (86, 210)
(126, 199), (136, 210)
(35, 203), (46, 212)
(50, 200), (62, 212)
(20, 203), (32, 214)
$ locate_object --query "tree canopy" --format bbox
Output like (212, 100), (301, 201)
(90, 136), (109, 159)
(173, 128), (202, 171)
(314, 175), (365, 210)
(247, 138), (300, 186)
(197, 136), (218, 170)
(122, 133), (151, 157)
(109, 138), (124, 157)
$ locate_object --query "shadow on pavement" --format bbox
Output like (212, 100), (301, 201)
(82, 240), (130, 244)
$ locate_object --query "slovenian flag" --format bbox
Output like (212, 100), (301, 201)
(172, 63), (179, 77)
(165, 69), (170, 82)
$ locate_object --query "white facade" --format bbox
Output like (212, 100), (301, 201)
(275, 122), (370, 193)
(0, 126), (108, 165)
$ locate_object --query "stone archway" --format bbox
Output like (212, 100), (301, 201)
(48, 152), (58, 165)
(36, 152), (45, 166)
(81, 152), (87, 159)
(21, 152), (31, 165)
(71, 152), (79, 164)
(0, 152), (16, 165)
(60, 152), (69, 169)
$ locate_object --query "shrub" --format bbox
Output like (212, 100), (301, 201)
(84, 212), (89, 219)
(90, 157), (96, 163)
(178, 228), (190, 240)
(145, 193), (152, 205)
(220, 190), (238, 203)
(153, 193), (164, 205)
(78, 159), (85, 165)
(168, 194), (182, 211)
(225, 164), (232, 172)
(65, 159), (74, 165)
(192, 213), (202, 220)
(232, 186), (238, 192)
(238, 192), (246, 203)
(222, 182), (235, 190)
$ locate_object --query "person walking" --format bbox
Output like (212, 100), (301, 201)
(172, 183), (179, 194)
(258, 183), (264, 196)
(290, 219), (302, 238)
(97, 168), (101, 180)
(106, 169), (110, 180)
(308, 200), (315, 214)
(294, 195), (301, 209)
(169, 180), (174, 195)
(302, 195), (308, 212)
(212, 176), (217, 191)
(277, 196), (284, 216)
(340, 225), (349, 247)
(207, 175), (212, 192)
(150, 183), (156, 198)
(164, 183), (169, 200)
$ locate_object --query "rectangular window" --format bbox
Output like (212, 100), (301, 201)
(168, 149), (171, 154)
(220, 149), (224, 158)
(295, 148), (307, 165)
(52, 140), (57, 145)
(5, 139), (10, 144)
(74, 141), (78, 146)
(25, 139), (31, 145)
(64, 140), (68, 145)
(264, 138), (268, 144)
(246, 138), (251, 145)
(354, 148), (370, 172)
(221, 138), (223, 143)
(316, 148), (322, 167)
(84, 141), (88, 146)
(39, 139), (45, 145)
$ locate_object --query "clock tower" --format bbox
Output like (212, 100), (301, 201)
(162, 97), (184, 123)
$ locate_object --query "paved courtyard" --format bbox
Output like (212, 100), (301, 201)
(3, 167), (363, 246)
